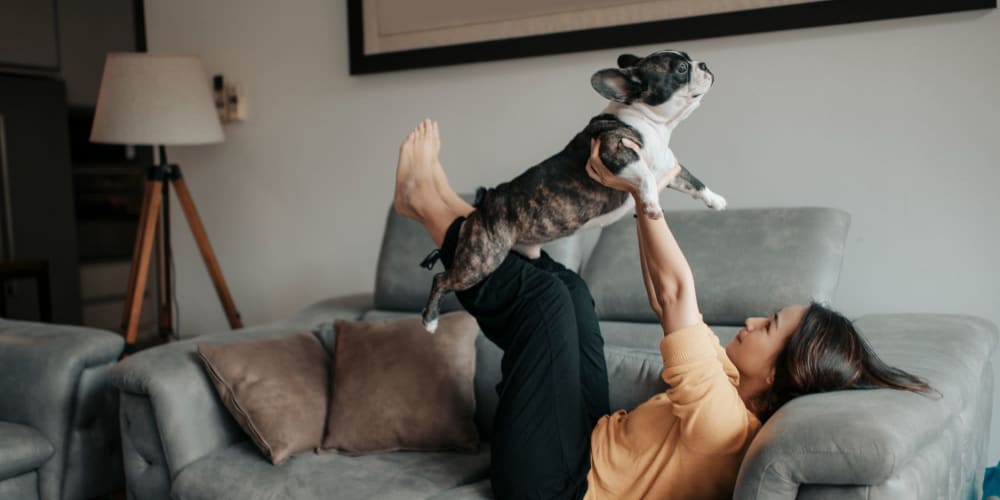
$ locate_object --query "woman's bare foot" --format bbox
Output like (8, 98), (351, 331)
(424, 120), (474, 215)
(393, 119), (465, 245)
(393, 119), (442, 220)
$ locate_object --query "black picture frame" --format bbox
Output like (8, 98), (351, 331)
(348, 0), (996, 75)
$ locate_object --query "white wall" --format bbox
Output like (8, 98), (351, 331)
(144, 0), (1000, 461)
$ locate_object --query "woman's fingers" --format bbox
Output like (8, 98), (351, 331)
(587, 139), (611, 180)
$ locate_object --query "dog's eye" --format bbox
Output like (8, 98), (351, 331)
(676, 63), (688, 73)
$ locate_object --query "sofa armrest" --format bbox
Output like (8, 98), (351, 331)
(734, 314), (998, 499)
(109, 293), (371, 484)
(0, 319), (124, 500)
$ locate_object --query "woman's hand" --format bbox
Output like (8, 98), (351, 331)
(586, 138), (639, 194)
(586, 138), (681, 194)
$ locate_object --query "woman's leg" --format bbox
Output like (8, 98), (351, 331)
(393, 118), (473, 246)
(394, 120), (590, 499)
(532, 254), (610, 431)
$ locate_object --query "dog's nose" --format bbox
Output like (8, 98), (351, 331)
(698, 62), (709, 71)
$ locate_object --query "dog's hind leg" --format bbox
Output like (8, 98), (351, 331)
(421, 215), (515, 332)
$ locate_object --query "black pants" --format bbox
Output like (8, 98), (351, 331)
(438, 217), (610, 500)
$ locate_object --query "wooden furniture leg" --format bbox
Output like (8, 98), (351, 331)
(120, 180), (163, 345)
(171, 175), (243, 329)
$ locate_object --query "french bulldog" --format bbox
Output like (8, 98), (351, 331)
(421, 50), (725, 332)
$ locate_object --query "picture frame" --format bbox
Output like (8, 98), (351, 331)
(348, 0), (996, 75)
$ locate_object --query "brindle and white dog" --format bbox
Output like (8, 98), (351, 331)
(421, 50), (726, 332)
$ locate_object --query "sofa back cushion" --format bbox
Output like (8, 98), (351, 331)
(582, 207), (850, 326)
(374, 204), (600, 313)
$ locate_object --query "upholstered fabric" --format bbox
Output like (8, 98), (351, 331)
(170, 440), (491, 500)
(108, 207), (997, 500)
(583, 207), (850, 325)
(111, 294), (373, 489)
(119, 392), (171, 500)
(0, 471), (41, 500)
(321, 312), (479, 454)
(63, 363), (124, 499)
(428, 479), (494, 499)
(198, 332), (329, 464)
(734, 314), (998, 499)
(0, 422), (53, 480)
(0, 319), (124, 500)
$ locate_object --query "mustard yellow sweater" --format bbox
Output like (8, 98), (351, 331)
(585, 323), (761, 500)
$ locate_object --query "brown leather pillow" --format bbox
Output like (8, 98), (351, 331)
(198, 331), (328, 464)
(320, 312), (480, 454)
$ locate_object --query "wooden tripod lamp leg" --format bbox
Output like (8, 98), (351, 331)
(171, 176), (243, 329)
(121, 180), (163, 346)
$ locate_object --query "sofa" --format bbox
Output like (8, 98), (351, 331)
(109, 205), (998, 500)
(0, 319), (125, 500)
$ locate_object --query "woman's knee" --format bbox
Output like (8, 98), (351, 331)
(521, 275), (580, 342)
(553, 270), (596, 308)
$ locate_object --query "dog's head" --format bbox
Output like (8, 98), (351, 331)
(591, 50), (713, 123)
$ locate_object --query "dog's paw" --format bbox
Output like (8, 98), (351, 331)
(642, 202), (663, 219)
(701, 189), (727, 211)
(423, 317), (439, 334)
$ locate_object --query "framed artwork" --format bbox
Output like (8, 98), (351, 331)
(348, 0), (996, 74)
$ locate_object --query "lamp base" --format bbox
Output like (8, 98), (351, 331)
(120, 161), (242, 347)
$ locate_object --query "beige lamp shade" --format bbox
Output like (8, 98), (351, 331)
(90, 53), (224, 145)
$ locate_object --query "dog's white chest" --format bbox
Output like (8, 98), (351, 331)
(631, 121), (675, 175)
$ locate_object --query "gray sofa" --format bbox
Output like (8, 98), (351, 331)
(109, 206), (998, 500)
(0, 319), (125, 500)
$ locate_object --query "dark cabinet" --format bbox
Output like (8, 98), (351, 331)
(0, 74), (82, 323)
(0, 0), (59, 72)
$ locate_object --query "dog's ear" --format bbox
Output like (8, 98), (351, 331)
(591, 68), (641, 103)
(617, 54), (641, 68)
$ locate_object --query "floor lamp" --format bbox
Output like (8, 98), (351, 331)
(90, 53), (242, 350)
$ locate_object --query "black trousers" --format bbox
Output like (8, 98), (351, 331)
(438, 217), (611, 500)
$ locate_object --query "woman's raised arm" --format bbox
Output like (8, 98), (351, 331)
(586, 138), (702, 334)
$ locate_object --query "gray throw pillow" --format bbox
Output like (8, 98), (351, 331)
(320, 312), (480, 454)
(198, 331), (328, 465)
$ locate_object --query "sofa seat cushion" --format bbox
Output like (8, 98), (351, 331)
(171, 440), (491, 500)
(429, 479), (493, 499)
(0, 422), (53, 480)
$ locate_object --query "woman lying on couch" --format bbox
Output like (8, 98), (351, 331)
(391, 118), (931, 500)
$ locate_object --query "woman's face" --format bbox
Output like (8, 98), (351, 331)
(726, 305), (808, 385)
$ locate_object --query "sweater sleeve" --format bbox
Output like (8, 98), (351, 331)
(659, 323), (755, 454)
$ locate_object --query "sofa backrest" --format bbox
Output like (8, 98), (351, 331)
(370, 204), (850, 438)
(375, 203), (850, 327)
(583, 207), (850, 325)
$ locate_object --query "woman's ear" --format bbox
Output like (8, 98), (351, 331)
(591, 69), (641, 103)
(765, 367), (776, 386)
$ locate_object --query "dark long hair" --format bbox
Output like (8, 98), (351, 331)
(754, 302), (934, 422)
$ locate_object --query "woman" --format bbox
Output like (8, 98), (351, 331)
(392, 119), (931, 500)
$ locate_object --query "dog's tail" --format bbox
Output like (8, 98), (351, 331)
(473, 186), (488, 209)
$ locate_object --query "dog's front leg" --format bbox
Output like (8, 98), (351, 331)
(667, 162), (728, 210)
(593, 135), (661, 218)
(613, 154), (662, 219)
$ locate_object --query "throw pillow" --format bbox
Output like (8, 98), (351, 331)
(320, 312), (480, 454)
(198, 331), (328, 465)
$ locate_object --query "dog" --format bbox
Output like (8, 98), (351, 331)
(420, 50), (725, 332)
